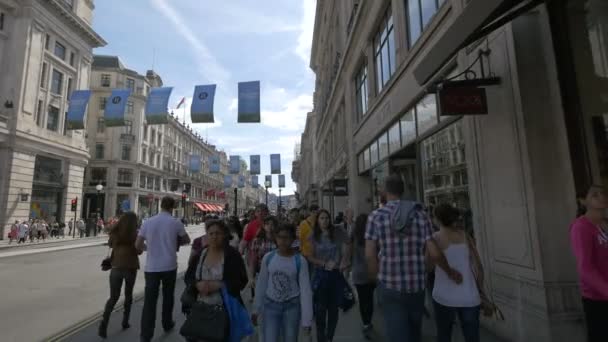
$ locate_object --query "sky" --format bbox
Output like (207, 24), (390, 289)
(92, 0), (317, 196)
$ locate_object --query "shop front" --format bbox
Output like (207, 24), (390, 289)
(31, 156), (65, 223)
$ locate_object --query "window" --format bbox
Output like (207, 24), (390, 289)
(51, 69), (63, 95)
(117, 169), (133, 187)
(388, 121), (401, 154)
(142, 147), (147, 164)
(374, 10), (396, 92)
(54, 41), (66, 60)
(69, 52), (76, 67)
(370, 141), (379, 165)
(90, 168), (107, 185)
(156, 154), (161, 168)
(378, 133), (389, 160)
(63, 0), (74, 9)
(407, 0), (444, 47)
(97, 118), (105, 133)
(155, 176), (160, 191)
(0, 12), (4, 31)
(139, 173), (146, 189)
(147, 175), (154, 190)
(124, 120), (133, 134)
(36, 100), (43, 126)
(101, 74), (111, 87)
(416, 94), (438, 136)
(95, 144), (104, 159)
(99, 97), (107, 110)
(121, 145), (131, 161)
(46, 106), (59, 131)
(66, 78), (73, 97)
(143, 124), (148, 140)
(363, 148), (371, 170)
(126, 78), (135, 91)
(151, 129), (156, 145)
(45, 34), (50, 50)
(149, 151), (154, 166)
(126, 100), (134, 114)
(157, 132), (162, 146)
(355, 64), (368, 117)
(40, 63), (48, 88)
(400, 110), (416, 146)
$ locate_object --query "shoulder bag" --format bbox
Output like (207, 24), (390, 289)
(101, 246), (112, 271)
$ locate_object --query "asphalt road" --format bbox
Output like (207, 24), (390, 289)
(0, 225), (204, 342)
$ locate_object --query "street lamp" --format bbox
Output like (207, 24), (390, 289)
(95, 183), (104, 237)
(264, 180), (271, 205)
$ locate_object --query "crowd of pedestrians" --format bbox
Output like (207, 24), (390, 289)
(94, 178), (607, 342)
(8, 218), (67, 243)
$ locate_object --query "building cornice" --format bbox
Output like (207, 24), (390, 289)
(309, 0), (324, 71)
(41, 0), (107, 47)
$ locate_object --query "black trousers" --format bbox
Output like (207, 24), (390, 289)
(582, 297), (608, 342)
(102, 268), (137, 325)
(141, 269), (177, 340)
(355, 283), (376, 326)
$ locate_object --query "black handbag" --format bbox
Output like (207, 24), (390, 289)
(101, 247), (112, 271)
(179, 302), (227, 342)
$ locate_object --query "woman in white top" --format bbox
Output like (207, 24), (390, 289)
(428, 203), (482, 342)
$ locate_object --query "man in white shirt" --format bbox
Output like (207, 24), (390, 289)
(136, 196), (190, 342)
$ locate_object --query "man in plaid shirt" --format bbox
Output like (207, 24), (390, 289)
(365, 175), (462, 342)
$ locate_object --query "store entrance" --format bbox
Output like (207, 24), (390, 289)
(30, 185), (63, 223)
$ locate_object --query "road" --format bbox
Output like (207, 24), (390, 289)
(0, 225), (204, 342)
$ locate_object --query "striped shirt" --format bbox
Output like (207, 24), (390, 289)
(365, 200), (432, 292)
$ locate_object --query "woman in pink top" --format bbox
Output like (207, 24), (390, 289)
(570, 185), (608, 342)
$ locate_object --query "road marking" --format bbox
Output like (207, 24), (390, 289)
(0, 241), (105, 258)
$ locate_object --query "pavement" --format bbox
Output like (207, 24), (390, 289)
(0, 224), (205, 342)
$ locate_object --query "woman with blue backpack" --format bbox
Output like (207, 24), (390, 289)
(252, 223), (313, 342)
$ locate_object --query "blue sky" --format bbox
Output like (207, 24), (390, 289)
(92, 0), (316, 195)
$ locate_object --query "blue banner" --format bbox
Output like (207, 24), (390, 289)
(265, 175), (272, 188)
(189, 155), (201, 172)
(191, 84), (216, 123)
(250, 155), (260, 175)
(279, 174), (286, 188)
(104, 89), (132, 127)
(66, 90), (91, 130)
(270, 154), (281, 174)
(230, 156), (240, 174)
(145, 87), (173, 124)
(209, 155), (220, 174)
(238, 175), (246, 188)
(224, 175), (233, 188)
(251, 176), (259, 188)
(238, 81), (261, 123)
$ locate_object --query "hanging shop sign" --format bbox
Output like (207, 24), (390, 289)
(438, 85), (488, 116)
(333, 179), (348, 196)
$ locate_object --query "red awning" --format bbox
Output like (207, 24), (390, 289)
(214, 204), (223, 211)
(194, 202), (206, 211)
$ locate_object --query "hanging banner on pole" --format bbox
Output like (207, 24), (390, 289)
(251, 175), (259, 188)
(278, 175), (286, 188)
(265, 175), (272, 188)
(270, 154), (281, 174)
(237, 81), (261, 123)
(66, 90), (91, 130)
(209, 155), (220, 174)
(191, 84), (216, 123)
(238, 175), (246, 188)
(224, 175), (233, 188)
(145, 87), (173, 124)
(104, 89), (132, 127)
(189, 155), (201, 172)
(250, 155), (260, 175)
(230, 156), (240, 174)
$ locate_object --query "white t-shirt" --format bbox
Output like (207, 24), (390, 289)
(138, 212), (187, 272)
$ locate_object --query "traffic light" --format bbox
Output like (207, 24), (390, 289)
(71, 198), (78, 212)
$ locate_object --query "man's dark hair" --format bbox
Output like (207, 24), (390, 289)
(161, 196), (176, 211)
(384, 174), (404, 197)
(275, 223), (297, 239)
(434, 203), (461, 228)
(309, 204), (320, 212)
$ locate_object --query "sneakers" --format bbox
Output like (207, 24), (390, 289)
(362, 324), (373, 339)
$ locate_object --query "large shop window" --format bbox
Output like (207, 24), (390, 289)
(370, 140), (379, 166)
(34, 156), (62, 184)
(420, 120), (474, 234)
(406, 0), (445, 47)
(355, 63), (369, 118)
(401, 110), (417, 146)
(117, 168), (133, 187)
(388, 121), (401, 154)
(416, 94), (439, 136)
(374, 9), (396, 93)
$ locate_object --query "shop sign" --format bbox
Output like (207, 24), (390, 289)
(333, 179), (348, 196)
(439, 86), (488, 116)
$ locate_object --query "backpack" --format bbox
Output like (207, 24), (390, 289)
(265, 250), (302, 276)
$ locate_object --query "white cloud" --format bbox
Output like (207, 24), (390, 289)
(295, 0), (316, 67)
(200, 2), (300, 35)
(228, 98), (238, 111)
(262, 93), (313, 131)
(150, 0), (230, 84)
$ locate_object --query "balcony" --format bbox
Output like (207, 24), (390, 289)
(120, 133), (135, 144)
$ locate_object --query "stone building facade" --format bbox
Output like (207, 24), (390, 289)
(296, 0), (608, 340)
(0, 0), (105, 237)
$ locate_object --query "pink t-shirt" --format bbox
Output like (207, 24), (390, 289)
(570, 216), (608, 300)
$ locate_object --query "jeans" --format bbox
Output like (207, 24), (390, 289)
(102, 268), (137, 326)
(263, 296), (301, 342)
(140, 269), (177, 340)
(582, 297), (608, 342)
(377, 285), (426, 342)
(433, 300), (480, 342)
(313, 270), (340, 342)
(355, 283), (376, 326)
